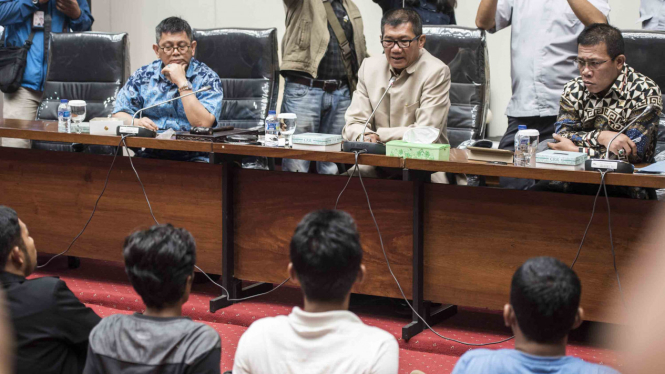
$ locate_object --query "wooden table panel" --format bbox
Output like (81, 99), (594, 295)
(422, 184), (662, 323)
(233, 169), (414, 299)
(0, 148), (224, 273)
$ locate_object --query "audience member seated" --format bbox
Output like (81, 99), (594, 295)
(83, 224), (221, 374)
(232, 210), (399, 374)
(343, 8), (450, 146)
(451, 256), (619, 374)
(0, 206), (100, 374)
(113, 16), (223, 162)
(550, 23), (663, 163)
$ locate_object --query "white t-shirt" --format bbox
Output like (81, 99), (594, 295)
(232, 307), (399, 374)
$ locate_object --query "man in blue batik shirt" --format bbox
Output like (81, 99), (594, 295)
(113, 16), (223, 162)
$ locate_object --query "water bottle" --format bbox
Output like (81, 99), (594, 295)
(57, 99), (71, 133)
(514, 125), (540, 167)
(264, 110), (279, 147)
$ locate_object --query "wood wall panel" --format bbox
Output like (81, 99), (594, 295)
(423, 184), (663, 323)
(0, 148), (224, 274)
(233, 169), (414, 299)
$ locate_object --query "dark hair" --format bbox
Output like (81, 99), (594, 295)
(155, 16), (192, 44)
(381, 8), (423, 37)
(510, 257), (582, 343)
(0, 206), (22, 269)
(123, 224), (196, 309)
(290, 210), (363, 303)
(405, 0), (456, 14)
(577, 23), (624, 60)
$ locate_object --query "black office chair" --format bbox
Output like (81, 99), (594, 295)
(622, 30), (665, 156)
(423, 26), (490, 148)
(193, 28), (279, 129)
(32, 32), (130, 153)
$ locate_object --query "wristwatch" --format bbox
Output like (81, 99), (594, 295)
(178, 81), (193, 93)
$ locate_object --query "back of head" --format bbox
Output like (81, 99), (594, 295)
(381, 8), (423, 36)
(123, 224), (196, 309)
(290, 210), (363, 303)
(578, 23), (624, 59)
(0, 206), (21, 270)
(510, 257), (581, 343)
(155, 16), (192, 43)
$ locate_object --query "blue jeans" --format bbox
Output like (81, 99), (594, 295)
(281, 79), (351, 174)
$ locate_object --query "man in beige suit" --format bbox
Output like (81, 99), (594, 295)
(343, 8), (450, 145)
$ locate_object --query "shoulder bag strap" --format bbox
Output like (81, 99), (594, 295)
(322, 0), (357, 93)
(43, 9), (51, 68)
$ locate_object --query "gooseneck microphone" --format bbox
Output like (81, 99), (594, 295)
(117, 86), (212, 138)
(343, 76), (397, 154)
(585, 104), (655, 173)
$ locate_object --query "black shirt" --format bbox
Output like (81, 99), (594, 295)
(317, 0), (359, 80)
(0, 272), (101, 374)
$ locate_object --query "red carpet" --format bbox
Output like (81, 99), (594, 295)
(32, 256), (625, 373)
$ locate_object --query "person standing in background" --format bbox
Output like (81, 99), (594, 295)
(373, 0), (456, 25)
(281, 0), (368, 175)
(0, 0), (93, 149)
(640, 0), (665, 30)
(475, 0), (609, 190)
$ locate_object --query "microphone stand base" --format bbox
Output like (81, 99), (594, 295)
(342, 141), (386, 155)
(584, 159), (634, 173)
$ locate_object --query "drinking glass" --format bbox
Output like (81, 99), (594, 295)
(69, 100), (87, 134)
(278, 113), (297, 148)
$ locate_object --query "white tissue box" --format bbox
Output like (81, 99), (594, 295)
(386, 140), (450, 161)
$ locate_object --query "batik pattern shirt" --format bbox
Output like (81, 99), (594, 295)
(113, 58), (223, 131)
(555, 64), (663, 163)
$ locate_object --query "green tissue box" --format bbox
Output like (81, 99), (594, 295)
(386, 140), (450, 161)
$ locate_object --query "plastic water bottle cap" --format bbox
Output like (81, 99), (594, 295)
(60, 99), (68, 103)
(268, 110), (276, 115)
(517, 125), (527, 130)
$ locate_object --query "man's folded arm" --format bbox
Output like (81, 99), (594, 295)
(555, 89), (604, 157)
(375, 64), (451, 143)
(343, 62), (375, 141)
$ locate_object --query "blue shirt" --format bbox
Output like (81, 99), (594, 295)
(452, 349), (621, 374)
(373, 0), (456, 25)
(0, 0), (93, 91)
(113, 58), (223, 131)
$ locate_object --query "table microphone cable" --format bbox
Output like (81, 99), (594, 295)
(336, 151), (514, 346)
(38, 135), (129, 269)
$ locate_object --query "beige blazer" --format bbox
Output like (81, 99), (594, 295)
(343, 49), (450, 144)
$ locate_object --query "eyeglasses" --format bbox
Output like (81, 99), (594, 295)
(574, 58), (610, 71)
(159, 44), (191, 54)
(381, 35), (420, 49)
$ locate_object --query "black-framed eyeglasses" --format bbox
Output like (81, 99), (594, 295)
(574, 58), (610, 71)
(159, 44), (191, 54)
(381, 35), (420, 49)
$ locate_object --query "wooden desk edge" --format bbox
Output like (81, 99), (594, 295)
(405, 158), (665, 189)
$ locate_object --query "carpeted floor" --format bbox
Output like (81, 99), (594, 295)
(32, 256), (625, 374)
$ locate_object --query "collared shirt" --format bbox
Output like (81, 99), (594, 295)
(317, 0), (359, 81)
(640, 0), (665, 30)
(555, 65), (663, 163)
(490, 0), (611, 118)
(113, 58), (223, 131)
(0, 0), (94, 91)
(343, 49), (451, 144)
(0, 271), (101, 374)
(233, 307), (399, 374)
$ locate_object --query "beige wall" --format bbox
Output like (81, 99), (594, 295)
(91, 0), (642, 137)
